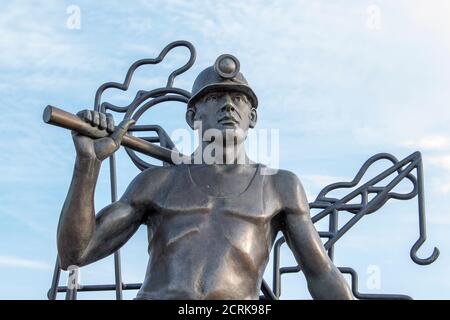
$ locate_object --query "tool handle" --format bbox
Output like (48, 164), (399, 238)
(43, 105), (178, 164)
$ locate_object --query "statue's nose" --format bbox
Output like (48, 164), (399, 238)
(221, 95), (235, 112)
(222, 104), (235, 112)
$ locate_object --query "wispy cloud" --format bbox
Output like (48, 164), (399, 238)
(303, 174), (349, 188)
(0, 256), (52, 271)
(402, 136), (450, 151)
(428, 154), (450, 171)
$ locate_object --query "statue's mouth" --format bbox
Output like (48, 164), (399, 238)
(218, 116), (238, 126)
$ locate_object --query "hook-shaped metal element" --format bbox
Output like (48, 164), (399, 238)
(410, 152), (440, 265)
(410, 238), (440, 265)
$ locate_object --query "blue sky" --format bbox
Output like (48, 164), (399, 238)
(0, 0), (449, 299)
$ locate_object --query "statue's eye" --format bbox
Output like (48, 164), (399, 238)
(206, 95), (217, 102)
(233, 95), (243, 103)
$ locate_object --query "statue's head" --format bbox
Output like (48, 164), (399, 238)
(186, 54), (258, 144)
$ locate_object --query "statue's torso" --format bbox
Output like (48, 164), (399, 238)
(136, 164), (281, 300)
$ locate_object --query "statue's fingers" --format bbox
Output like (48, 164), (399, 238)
(92, 111), (100, 127)
(99, 112), (107, 130)
(77, 110), (92, 123)
(106, 113), (115, 133)
(111, 118), (136, 146)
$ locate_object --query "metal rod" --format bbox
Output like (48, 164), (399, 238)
(56, 283), (142, 292)
(260, 279), (277, 300)
(47, 257), (61, 300)
(272, 237), (284, 298)
(109, 154), (123, 300)
(328, 209), (338, 261)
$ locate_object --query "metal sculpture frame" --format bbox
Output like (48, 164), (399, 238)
(47, 41), (439, 300)
(272, 151), (439, 299)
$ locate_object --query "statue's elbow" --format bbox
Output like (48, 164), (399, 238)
(57, 243), (84, 270)
(58, 255), (82, 271)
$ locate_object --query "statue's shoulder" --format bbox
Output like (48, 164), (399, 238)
(138, 165), (180, 181)
(264, 167), (308, 208)
(129, 165), (180, 193)
(264, 167), (303, 189)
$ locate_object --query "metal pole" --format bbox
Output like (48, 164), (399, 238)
(328, 209), (338, 261)
(48, 257), (61, 300)
(109, 154), (123, 300)
(272, 237), (284, 298)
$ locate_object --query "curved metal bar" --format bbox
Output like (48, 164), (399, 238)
(338, 267), (412, 300)
(125, 124), (177, 170)
(316, 153), (418, 210)
(165, 41), (196, 88)
(131, 95), (188, 121)
(313, 152), (420, 223)
(316, 153), (400, 199)
(124, 87), (190, 118)
(411, 238), (439, 266)
(94, 40), (195, 111)
(122, 95), (188, 170)
(100, 87), (191, 115)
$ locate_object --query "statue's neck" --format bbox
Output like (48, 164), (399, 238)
(192, 140), (250, 165)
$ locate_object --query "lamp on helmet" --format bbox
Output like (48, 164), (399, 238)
(187, 54), (258, 109)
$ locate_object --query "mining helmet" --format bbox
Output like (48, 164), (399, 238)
(187, 54), (258, 109)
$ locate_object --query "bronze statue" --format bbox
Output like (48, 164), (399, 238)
(56, 53), (353, 300)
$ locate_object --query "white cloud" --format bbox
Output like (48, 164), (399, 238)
(302, 174), (348, 188)
(0, 1), (81, 70)
(428, 214), (450, 226)
(0, 256), (52, 271)
(403, 136), (450, 151)
(406, 0), (450, 50)
(428, 154), (450, 171)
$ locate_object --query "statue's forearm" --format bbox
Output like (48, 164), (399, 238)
(308, 267), (353, 300)
(57, 156), (101, 268)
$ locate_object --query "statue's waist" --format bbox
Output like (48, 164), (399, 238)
(139, 238), (270, 299)
(139, 259), (263, 300)
(148, 224), (271, 270)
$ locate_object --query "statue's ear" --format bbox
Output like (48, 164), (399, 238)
(186, 108), (196, 129)
(249, 108), (257, 128)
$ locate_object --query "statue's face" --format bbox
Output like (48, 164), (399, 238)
(186, 90), (257, 143)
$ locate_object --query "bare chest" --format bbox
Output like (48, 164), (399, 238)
(146, 165), (279, 256)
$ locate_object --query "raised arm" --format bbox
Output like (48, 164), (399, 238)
(57, 110), (141, 270)
(276, 171), (353, 300)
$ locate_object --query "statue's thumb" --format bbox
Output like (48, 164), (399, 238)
(111, 118), (136, 146)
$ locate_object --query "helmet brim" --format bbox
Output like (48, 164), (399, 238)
(188, 83), (258, 109)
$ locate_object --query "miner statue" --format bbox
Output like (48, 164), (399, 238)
(56, 53), (353, 300)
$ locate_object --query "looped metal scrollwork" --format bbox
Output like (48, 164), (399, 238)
(272, 151), (440, 299)
(94, 40), (195, 169)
